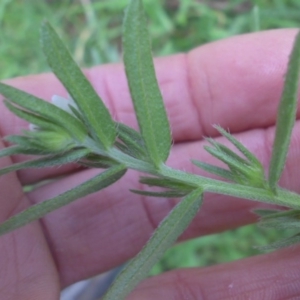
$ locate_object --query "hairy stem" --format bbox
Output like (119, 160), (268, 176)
(102, 145), (300, 210)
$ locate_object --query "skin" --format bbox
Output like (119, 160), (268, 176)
(1, 28), (300, 300)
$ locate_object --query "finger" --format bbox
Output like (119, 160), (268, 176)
(0, 220), (60, 299)
(0, 139), (60, 299)
(128, 245), (300, 300)
(0, 29), (298, 184)
(29, 167), (260, 287)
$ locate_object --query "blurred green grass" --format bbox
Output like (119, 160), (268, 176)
(1, 0), (300, 274)
(150, 224), (295, 276)
(2, 0), (300, 79)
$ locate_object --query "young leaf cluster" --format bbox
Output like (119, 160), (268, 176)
(1, 0), (300, 299)
(193, 125), (266, 189)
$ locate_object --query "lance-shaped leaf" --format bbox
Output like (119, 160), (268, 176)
(214, 125), (262, 167)
(123, 0), (171, 167)
(79, 153), (118, 169)
(4, 135), (54, 154)
(254, 209), (300, 250)
(117, 123), (145, 148)
(0, 164), (126, 236)
(116, 123), (148, 160)
(191, 160), (235, 181)
(256, 233), (300, 251)
(103, 188), (203, 300)
(254, 208), (282, 217)
(269, 31), (300, 192)
(0, 143), (54, 156)
(140, 176), (195, 192)
(256, 208), (300, 229)
(41, 22), (116, 149)
(4, 100), (61, 132)
(206, 137), (248, 165)
(260, 217), (300, 230)
(0, 146), (28, 159)
(204, 145), (247, 175)
(0, 83), (87, 142)
(130, 189), (187, 198)
(0, 148), (90, 176)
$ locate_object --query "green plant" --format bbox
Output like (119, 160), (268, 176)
(1, 0), (300, 298)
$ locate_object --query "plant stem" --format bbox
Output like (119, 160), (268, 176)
(160, 165), (300, 209)
(98, 145), (300, 210)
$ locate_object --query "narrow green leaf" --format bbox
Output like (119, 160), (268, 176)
(68, 104), (87, 124)
(130, 189), (187, 198)
(123, 0), (171, 167)
(114, 140), (147, 161)
(0, 82), (87, 141)
(206, 138), (249, 166)
(191, 160), (235, 181)
(218, 144), (248, 165)
(103, 188), (203, 300)
(4, 100), (60, 132)
(5, 135), (53, 153)
(269, 31), (300, 192)
(0, 148), (90, 176)
(214, 125), (262, 167)
(256, 233), (300, 251)
(5, 135), (34, 146)
(255, 209), (285, 218)
(0, 143), (52, 156)
(116, 123), (148, 159)
(256, 208), (300, 220)
(0, 164), (126, 236)
(114, 141), (133, 157)
(253, 208), (281, 217)
(78, 160), (111, 169)
(204, 145), (247, 175)
(0, 146), (26, 158)
(259, 218), (300, 230)
(40, 22), (116, 149)
(140, 176), (194, 191)
(117, 123), (145, 147)
(79, 153), (118, 169)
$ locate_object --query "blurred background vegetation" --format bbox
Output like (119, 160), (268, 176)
(1, 0), (300, 276)
(2, 0), (300, 80)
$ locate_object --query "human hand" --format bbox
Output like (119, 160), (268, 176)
(1, 29), (300, 299)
